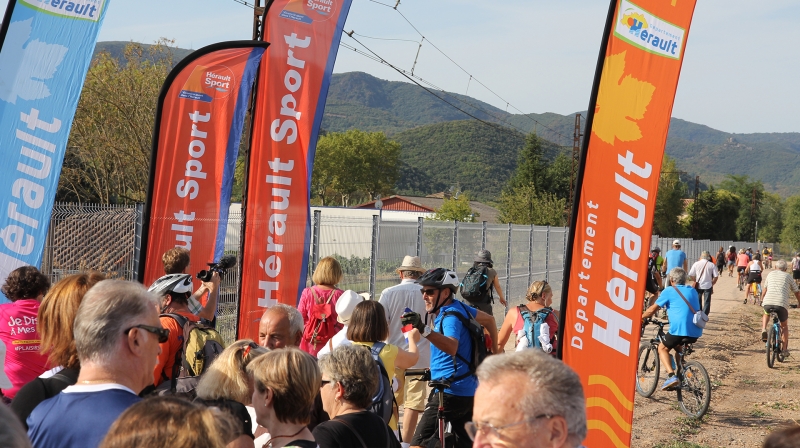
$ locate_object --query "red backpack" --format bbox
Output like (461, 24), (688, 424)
(302, 287), (338, 352)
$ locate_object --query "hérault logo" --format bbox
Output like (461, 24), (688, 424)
(20, 0), (106, 22)
(614, 0), (685, 60)
(179, 65), (235, 103)
(279, 0), (338, 24)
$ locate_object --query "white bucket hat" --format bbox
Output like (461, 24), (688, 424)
(397, 256), (425, 273)
(0, 340), (13, 389)
(335, 290), (363, 324)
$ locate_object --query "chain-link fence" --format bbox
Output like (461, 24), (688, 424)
(37, 203), (773, 342)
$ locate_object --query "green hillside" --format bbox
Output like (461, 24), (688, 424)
(392, 120), (565, 202)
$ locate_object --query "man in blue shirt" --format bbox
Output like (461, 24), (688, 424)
(662, 239), (688, 286)
(642, 268), (703, 391)
(402, 268), (497, 448)
(27, 280), (164, 448)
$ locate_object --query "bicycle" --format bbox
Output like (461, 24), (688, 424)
(405, 368), (452, 448)
(635, 318), (711, 419)
(737, 270), (746, 291)
(748, 282), (763, 306)
(765, 311), (786, 368)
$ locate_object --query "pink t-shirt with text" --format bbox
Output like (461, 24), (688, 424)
(0, 299), (48, 399)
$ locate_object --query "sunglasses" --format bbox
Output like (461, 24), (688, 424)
(320, 380), (333, 387)
(420, 288), (439, 296)
(125, 324), (169, 343)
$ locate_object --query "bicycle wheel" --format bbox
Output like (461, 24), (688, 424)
(767, 325), (777, 368)
(738, 275), (744, 291)
(677, 361), (711, 419)
(635, 344), (660, 397)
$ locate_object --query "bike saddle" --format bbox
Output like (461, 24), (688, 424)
(429, 379), (452, 391)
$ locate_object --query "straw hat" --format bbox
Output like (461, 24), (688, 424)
(335, 290), (363, 324)
(0, 340), (13, 389)
(397, 256), (425, 273)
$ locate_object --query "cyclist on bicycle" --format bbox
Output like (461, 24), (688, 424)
(736, 249), (749, 285)
(762, 247), (772, 269)
(760, 260), (800, 356)
(792, 253), (800, 287)
(641, 268), (704, 391)
(744, 253), (763, 304)
(401, 268), (498, 448)
(727, 246), (737, 277)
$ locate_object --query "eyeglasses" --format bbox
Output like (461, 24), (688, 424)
(125, 324), (169, 343)
(464, 414), (552, 441)
(320, 380), (332, 388)
(420, 288), (439, 296)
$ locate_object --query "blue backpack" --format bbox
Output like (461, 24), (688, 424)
(518, 306), (557, 354)
(366, 342), (395, 424)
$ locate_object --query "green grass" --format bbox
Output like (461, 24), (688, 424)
(672, 416), (704, 437)
(742, 378), (757, 385)
(750, 408), (767, 417)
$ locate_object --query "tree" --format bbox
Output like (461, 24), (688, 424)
(311, 130), (400, 206)
(507, 133), (547, 193)
(758, 192), (784, 243)
(781, 196), (800, 251)
(58, 41), (175, 203)
(687, 187), (739, 240)
(497, 183), (566, 226)
(718, 174), (764, 241)
(652, 156), (687, 237)
(431, 194), (476, 222)
(544, 152), (572, 200)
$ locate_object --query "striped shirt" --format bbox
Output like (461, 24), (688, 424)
(762, 270), (799, 309)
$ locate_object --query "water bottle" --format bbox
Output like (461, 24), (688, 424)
(402, 307), (413, 343)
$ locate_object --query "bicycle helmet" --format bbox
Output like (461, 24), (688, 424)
(418, 268), (459, 292)
(652, 247), (661, 253)
(148, 273), (193, 297)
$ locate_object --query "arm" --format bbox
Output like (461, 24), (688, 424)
(641, 303), (661, 319)
(496, 307), (517, 351)
(425, 329), (459, 356)
(297, 289), (311, 324)
(492, 275), (507, 307)
(394, 329), (420, 369)
(683, 257), (688, 271)
(654, 270), (663, 288)
(227, 435), (255, 448)
(196, 272), (220, 321)
(794, 291), (800, 307)
(475, 309), (499, 353)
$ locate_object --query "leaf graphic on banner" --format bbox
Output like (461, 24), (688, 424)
(593, 51), (655, 145)
(0, 18), (68, 104)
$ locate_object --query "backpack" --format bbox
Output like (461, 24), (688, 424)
(365, 342), (395, 425)
(438, 301), (491, 382)
(518, 306), (557, 355)
(302, 287), (338, 352)
(460, 265), (491, 303)
(794, 257), (800, 271)
(716, 252), (725, 265)
(154, 313), (225, 399)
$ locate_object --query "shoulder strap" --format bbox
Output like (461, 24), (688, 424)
(671, 286), (697, 314)
(310, 286), (320, 304)
(333, 417), (368, 448)
(162, 313), (189, 328)
(370, 341), (386, 357)
(518, 304), (530, 319)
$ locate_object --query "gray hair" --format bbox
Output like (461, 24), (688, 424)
(73, 280), (158, 365)
(400, 270), (421, 280)
(476, 351), (586, 447)
(269, 304), (304, 336)
(668, 267), (687, 285)
(318, 344), (377, 409)
(700, 250), (710, 259)
(776, 259), (788, 271)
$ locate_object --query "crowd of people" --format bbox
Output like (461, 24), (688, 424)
(1, 247), (798, 448)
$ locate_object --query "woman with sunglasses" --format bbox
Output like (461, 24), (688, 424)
(195, 339), (270, 448)
(496, 281), (558, 355)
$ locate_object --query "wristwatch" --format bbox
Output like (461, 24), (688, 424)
(421, 326), (432, 338)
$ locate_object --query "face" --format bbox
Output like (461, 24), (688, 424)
(133, 306), (163, 389)
(542, 291), (553, 307)
(258, 310), (298, 349)
(472, 374), (563, 448)
(251, 385), (269, 427)
(318, 371), (336, 416)
(421, 287), (444, 313)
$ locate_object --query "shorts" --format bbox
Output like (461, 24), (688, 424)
(661, 333), (699, 350)
(727, 260), (735, 267)
(793, 270), (800, 280)
(748, 272), (762, 284)
(737, 266), (747, 274)
(764, 305), (789, 322)
(394, 367), (427, 411)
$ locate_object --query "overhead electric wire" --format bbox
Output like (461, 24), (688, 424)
(351, 32), (419, 44)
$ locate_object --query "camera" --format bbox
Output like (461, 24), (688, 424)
(197, 254), (237, 282)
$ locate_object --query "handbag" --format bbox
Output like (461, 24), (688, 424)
(693, 261), (710, 292)
(672, 286), (709, 329)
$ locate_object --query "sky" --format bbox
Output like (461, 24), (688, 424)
(2, 0), (799, 134)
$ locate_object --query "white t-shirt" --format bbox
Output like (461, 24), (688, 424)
(316, 326), (352, 357)
(378, 278), (431, 370)
(688, 259), (719, 290)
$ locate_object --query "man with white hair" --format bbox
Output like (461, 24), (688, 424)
(470, 350), (587, 448)
(258, 303), (305, 350)
(688, 250), (719, 315)
(760, 259), (800, 354)
(27, 280), (163, 448)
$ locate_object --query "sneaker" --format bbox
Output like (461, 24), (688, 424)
(762, 330), (768, 342)
(661, 376), (679, 391)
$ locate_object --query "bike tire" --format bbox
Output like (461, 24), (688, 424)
(767, 325), (777, 368)
(635, 344), (660, 398)
(677, 361), (711, 419)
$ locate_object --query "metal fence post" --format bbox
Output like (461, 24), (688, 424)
(369, 215), (379, 299)
(505, 223), (512, 302)
(528, 224), (534, 286)
(481, 221), (487, 250)
(545, 225), (551, 282)
(310, 210), (321, 281)
(133, 203), (144, 282)
(416, 217), (423, 258)
(452, 221), (459, 271)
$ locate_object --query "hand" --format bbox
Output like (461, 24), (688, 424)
(499, 297), (507, 307)
(203, 271), (221, 294)
(401, 311), (425, 333)
(407, 327), (421, 343)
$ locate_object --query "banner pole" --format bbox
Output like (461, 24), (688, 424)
(555, 0), (618, 358)
(0, 0), (17, 49)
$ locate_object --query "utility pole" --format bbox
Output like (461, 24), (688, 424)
(568, 114), (582, 224)
(751, 188), (757, 242)
(252, 0), (266, 40)
(692, 175), (700, 239)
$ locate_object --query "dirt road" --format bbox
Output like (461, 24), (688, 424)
(631, 267), (800, 447)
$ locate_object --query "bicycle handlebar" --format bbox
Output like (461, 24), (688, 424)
(404, 368), (431, 380)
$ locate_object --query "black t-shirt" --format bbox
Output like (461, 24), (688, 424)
(10, 367), (79, 429)
(194, 397), (253, 438)
(312, 411), (400, 448)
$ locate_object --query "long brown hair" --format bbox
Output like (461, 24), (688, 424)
(347, 300), (389, 342)
(38, 272), (106, 369)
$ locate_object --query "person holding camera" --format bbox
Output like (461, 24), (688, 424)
(161, 247), (220, 322)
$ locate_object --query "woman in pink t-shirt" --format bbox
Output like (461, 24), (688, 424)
(497, 280), (559, 355)
(0, 266), (50, 401)
(298, 257), (344, 357)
